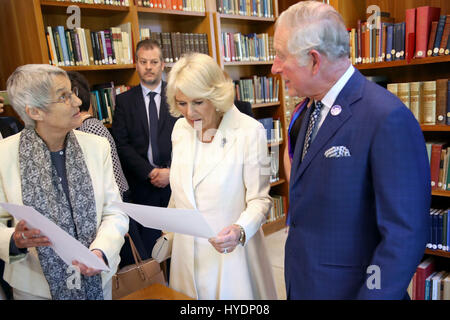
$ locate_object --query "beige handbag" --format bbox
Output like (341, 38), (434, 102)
(112, 234), (165, 300)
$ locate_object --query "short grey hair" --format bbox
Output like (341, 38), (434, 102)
(6, 64), (67, 128)
(276, 1), (350, 66)
(166, 53), (235, 117)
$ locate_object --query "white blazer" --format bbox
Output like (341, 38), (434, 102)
(0, 130), (129, 299)
(168, 106), (277, 299)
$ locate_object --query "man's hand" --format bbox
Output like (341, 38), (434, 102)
(149, 168), (170, 188)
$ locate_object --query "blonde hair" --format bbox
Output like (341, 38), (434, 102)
(166, 53), (235, 117)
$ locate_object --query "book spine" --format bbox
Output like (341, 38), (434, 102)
(436, 79), (448, 124)
(439, 16), (450, 55)
(430, 144), (443, 190)
(57, 26), (70, 66)
(415, 6), (441, 58)
(64, 30), (75, 66)
(386, 25), (393, 61)
(405, 8), (416, 62)
(409, 82), (422, 123)
(433, 15), (447, 56)
(447, 81), (450, 125)
(422, 81), (436, 125)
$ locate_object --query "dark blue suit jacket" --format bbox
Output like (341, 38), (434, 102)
(286, 69), (430, 299)
(112, 82), (177, 207)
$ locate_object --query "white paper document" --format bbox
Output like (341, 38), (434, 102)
(114, 202), (215, 239)
(0, 203), (109, 272)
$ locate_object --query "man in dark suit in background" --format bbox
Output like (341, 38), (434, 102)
(112, 39), (178, 265)
(272, 1), (430, 299)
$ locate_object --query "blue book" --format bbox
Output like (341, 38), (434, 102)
(447, 81), (450, 125)
(432, 211), (438, 249)
(385, 25), (394, 61)
(93, 90), (103, 121)
(427, 210), (433, 248)
(446, 209), (450, 251)
(443, 211), (448, 251)
(437, 210), (444, 250)
(425, 272), (437, 300)
(433, 15), (447, 56)
(57, 26), (70, 66)
(258, 117), (273, 143)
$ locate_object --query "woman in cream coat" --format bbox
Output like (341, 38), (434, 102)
(0, 64), (128, 299)
(166, 53), (277, 300)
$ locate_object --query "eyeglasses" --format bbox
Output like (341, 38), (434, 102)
(51, 87), (79, 105)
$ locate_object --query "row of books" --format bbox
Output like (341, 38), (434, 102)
(349, 6), (450, 65)
(45, 23), (133, 67)
(410, 258), (450, 300)
(427, 208), (450, 252)
(89, 82), (130, 124)
(55, 0), (130, 5)
(139, 29), (209, 63)
(234, 76), (279, 105)
(216, 0), (274, 18)
(136, 0), (205, 12)
(387, 79), (450, 126)
(221, 32), (274, 62)
(258, 117), (283, 145)
(266, 195), (286, 224)
(427, 142), (450, 191)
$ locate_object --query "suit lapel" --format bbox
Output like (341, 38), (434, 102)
(0, 119), (13, 138)
(290, 101), (314, 182)
(292, 69), (365, 182)
(135, 86), (150, 143)
(192, 106), (239, 189)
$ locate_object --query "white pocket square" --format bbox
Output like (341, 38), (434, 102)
(324, 146), (351, 158)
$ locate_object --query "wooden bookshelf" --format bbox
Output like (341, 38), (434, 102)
(40, 0), (130, 14)
(252, 101), (281, 109)
(355, 55), (450, 70)
(270, 178), (286, 188)
(136, 7), (206, 16)
(425, 249), (450, 259)
(431, 190), (450, 197)
(263, 215), (286, 236)
(421, 125), (450, 132)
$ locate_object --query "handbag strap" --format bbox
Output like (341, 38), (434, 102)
(126, 233), (144, 265)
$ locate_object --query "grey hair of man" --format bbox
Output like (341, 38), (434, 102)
(276, 1), (350, 66)
(6, 64), (68, 128)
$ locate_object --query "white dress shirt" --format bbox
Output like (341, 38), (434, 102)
(312, 64), (355, 141)
(141, 82), (162, 167)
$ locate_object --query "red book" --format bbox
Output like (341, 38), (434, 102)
(405, 8), (416, 62)
(415, 258), (435, 300)
(430, 143), (444, 190)
(415, 6), (441, 58)
(427, 21), (438, 56)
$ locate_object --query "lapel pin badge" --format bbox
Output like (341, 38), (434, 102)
(330, 105), (342, 116)
(221, 138), (227, 147)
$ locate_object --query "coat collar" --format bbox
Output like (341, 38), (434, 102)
(290, 69), (366, 185)
(176, 105), (241, 209)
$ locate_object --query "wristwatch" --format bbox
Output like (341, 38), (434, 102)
(234, 224), (246, 246)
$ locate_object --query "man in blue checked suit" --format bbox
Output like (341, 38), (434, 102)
(272, 1), (430, 299)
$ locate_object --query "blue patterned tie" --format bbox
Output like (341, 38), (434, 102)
(302, 100), (323, 161)
(148, 92), (160, 165)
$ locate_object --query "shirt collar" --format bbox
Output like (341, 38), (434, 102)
(319, 64), (354, 109)
(141, 81), (162, 97)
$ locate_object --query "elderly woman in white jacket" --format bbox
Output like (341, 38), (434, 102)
(166, 53), (277, 300)
(0, 64), (128, 300)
